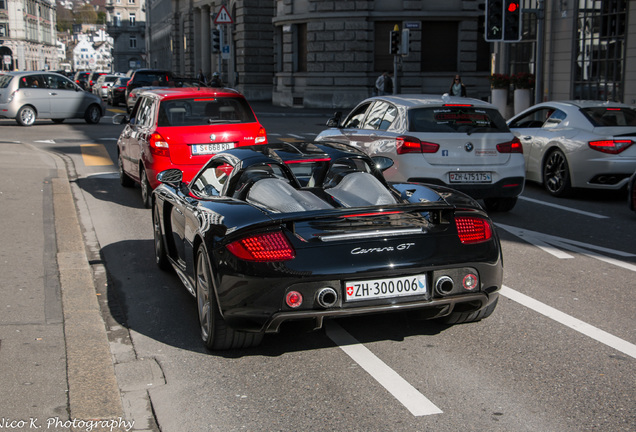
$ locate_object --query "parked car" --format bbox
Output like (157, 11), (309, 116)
(628, 170), (636, 213)
(87, 71), (107, 93)
(73, 71), (90, 90)
(125, 68), (174, 100)
(93, 74), (121, 100)
(316, 94), (525, 212)
(114, 87), (267, 207)
(125, 77), (206, 113)
(151, 141), (503, 350)
(107, 77), (130, 107)
(508, 100), (636, 197)
(0, 71), (104, 126)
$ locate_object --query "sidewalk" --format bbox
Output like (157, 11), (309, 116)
(0, 142), (139, 432)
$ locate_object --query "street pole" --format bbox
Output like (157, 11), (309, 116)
(534, 0), (545, 104)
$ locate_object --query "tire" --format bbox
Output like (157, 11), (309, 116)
(84, 104), (102, 124)
(153, 204), (170, 271)
(543, 149), (572, 197)
(483, 197), (518, 212)
(16, 105), (36, 126)
(196, 245), (263, 350)
(439, 296), (499, 325)
(118, 153), (134, 188)
(51, 118), (65, 124)
(140, 167), (152, 209)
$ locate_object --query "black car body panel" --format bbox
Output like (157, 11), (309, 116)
(153, 142), (503, 344)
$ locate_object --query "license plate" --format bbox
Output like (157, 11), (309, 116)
(345, 275), (427, 302)
(449, 172), (492, 183)
(191, 143), (235, 155)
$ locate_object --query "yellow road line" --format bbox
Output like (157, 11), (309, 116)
(80, 144), (113, 166)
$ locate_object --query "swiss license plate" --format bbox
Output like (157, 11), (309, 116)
(191, 143), (235, 155)
(345, 275), (427, 302)
(449, 172), (492, 183)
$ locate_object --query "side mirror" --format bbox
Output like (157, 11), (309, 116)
(326, 111), (342, 128)
(112, 113), (129, 125)
(156, 169), (183, 187)
(372, 156), (394, 172)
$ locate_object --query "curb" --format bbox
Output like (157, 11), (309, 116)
(52, 154), (160, 432)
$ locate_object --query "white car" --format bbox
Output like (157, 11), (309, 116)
(508, 100), (636, 197)
(93, 74), (121, 100)
(316, 94), (525, 212)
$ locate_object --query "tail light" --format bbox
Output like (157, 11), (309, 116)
(7, 89), (19, 102)
(588, 139), (633, 154)
(226, 231), (295, 262)
(496, 137), (523, 154)
(255, 126), (267, 144)
(455, 216), (492, 244)
(149, 133), (169, 157)
(396, 135), (439, 154)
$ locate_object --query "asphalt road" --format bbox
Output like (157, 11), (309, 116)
(1, 107), (634, 432)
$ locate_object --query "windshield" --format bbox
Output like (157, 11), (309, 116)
(581, 107), (636, 127)
(0, 75), (13, 88)
(408, 106), (509, 133)
(157, 97), (257, 127)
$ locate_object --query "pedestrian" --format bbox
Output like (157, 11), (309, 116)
(449, 74), (467, 97)
(209, 72), (223, 87)
(375, 71), (393, 96)
(197, 69), (207, 85)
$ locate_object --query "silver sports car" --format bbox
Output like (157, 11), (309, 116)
(508, 100), (636, 197)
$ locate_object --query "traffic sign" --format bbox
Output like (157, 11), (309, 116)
(214, 5), (233, 24)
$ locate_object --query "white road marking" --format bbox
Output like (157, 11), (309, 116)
(497, 223), (636, 268)
(518, 196), (609, 219)
(500, 286), (636, 359)
(325, 320), (443, 417)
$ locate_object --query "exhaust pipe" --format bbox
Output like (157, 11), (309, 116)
(316, 287), (338, 308)
(435, 276), (454, 296)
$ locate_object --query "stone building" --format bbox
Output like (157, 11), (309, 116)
(0, 0), (58, 71)
(145, 0), (636, 108)
(106, 0), (146, 73)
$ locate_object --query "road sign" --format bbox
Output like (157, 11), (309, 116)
(214, 5), (233, 24)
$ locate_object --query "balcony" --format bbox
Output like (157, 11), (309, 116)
(107, 22), (146, 35)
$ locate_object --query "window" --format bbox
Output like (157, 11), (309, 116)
(421, 21), (458, 72)
(0, 24), (6, 37)
(573, 0), (627, 101)
(0, 0), (6, 10)
(129, 13), (136, 26)
(115, 13), (121, 27)
(361, 102), (397, 131)
(130, 36), (137, 49)
(294, 24), (307, 72)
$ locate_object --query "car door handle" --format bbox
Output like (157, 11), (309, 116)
(49, 92), (57, 96)
(523, 136), (532, 140)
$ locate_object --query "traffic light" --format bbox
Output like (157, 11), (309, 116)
(390, 30), (400, 55)
(503, 1), (521, 41)
(485, 0), (503, 41)
(212, 29), (221, 52)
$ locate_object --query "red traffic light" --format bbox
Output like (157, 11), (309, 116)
(507, 2), (519, 12)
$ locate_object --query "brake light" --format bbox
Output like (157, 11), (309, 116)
(255, 127), (267, 144)
(226, 231), (295, 261)
(443, 104), (473, 107)
(496, 137), (523, 154)
(455, 216), (492, 244)
(149, 133), (169, 157)
(396, 136), (439, 154)
(588, 139), (633, 154)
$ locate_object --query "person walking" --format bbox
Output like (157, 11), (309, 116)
(449, 75), (467, 97)
(197, 69), (207, 85)
(375, 71), (393, 96)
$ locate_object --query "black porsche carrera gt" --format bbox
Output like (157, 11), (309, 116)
(152, 142), (503, 350)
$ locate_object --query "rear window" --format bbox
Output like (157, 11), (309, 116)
(408, 106), (509, 133)
(0, 75), (13, 89)
(134, 72), (172, 85)
(581, 107), (636, 127)
(157, 97), (257, 127)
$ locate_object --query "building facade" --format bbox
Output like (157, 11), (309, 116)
(145, 0), (636, 109)
(106, 0), (146, 73)
(0, 0), (58, 71)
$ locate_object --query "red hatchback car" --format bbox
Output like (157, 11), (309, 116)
(114, 87), (267, 207)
